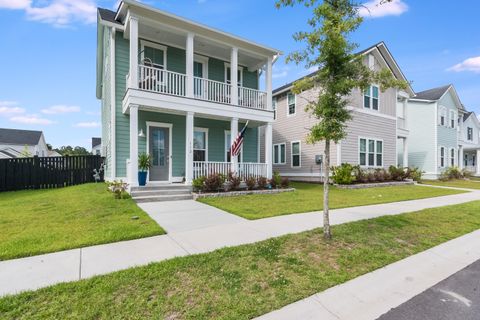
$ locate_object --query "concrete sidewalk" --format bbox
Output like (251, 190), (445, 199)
(255, 229), (480, 320)
(1, 190), (479, 297)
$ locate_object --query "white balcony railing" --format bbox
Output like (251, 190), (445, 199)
(239, 87), (267, 110)
(194, 77), (231, 104)
(138, 65), (186, 97)
(192, 161), (268, 181)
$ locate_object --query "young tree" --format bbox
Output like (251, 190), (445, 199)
(276, 0), (408, 239)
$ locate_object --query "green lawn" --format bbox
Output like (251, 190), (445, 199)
(0, 183), (164, 260)
(422, 179), (480, 190)
(199, 182), (465, 219)
(2, 201), (480, 320)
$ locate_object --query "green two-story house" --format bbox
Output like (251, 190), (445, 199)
(96, 0), (280, 186)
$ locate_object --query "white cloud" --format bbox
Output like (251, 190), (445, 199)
(448, 56), (480, 73)
(358, 0), (408, 18)
(0, 0), (30, 9)
(10, 115), (55, 125)
(42, 105), (80, 114)
(0, 101), (26, 116)
(74, 121), (100, 128)
(272, 66), (290, 79)
(0, 0), (97, 27)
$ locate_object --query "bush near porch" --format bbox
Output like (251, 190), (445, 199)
(0, 183), (164, 260)
(331, 164), (423, 185)
(198, 182), (465, 220)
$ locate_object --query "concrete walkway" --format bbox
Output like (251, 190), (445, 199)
(1, 190), (479, 297)
(255, 229), (480, 320)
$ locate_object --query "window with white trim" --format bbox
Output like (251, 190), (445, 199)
(225, 65), (243, 87)
(291, 141), (301, 167)
(450, 111), (456, 128)
(273, 143), (286, 165)
(439, 108), (446, 126)
(359, 138), (383, 167)
(141, 41), (167, 69)
(193, 129), (208, 162)
(363, 85), (379, 110)
(450, 148), (455, 167)
(467, 127), (473, 141)
(287, 93), (296, 115)
(440, 147), (445, 168)
(272, 97), (277, 120)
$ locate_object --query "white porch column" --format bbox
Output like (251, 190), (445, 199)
(265, 56), (273, 111)
(230, 117), (239, 174)
(128, 16), (139, 89)
(403, 137), (408, 168)
(459, 146), (464, 170)
(129, 105), (139, 186)
(185, 112), (194, 184)
(403, 98), (408, 128)
(186, 32), (195, 98)
(477, 149), (480, 175)
(265, 122), (273, 179)
(230, 47), (238, 105)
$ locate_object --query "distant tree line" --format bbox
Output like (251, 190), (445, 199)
(47, 144), (91, 156)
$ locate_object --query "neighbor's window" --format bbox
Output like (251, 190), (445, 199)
(440, 147), (445, 168)
(450, 111), (456, 128)
(273, 143), (286, 165)
(272, 97), (277, 120)
(364, 85), (379, 110)
(467, 127), (473, 141)
(291, 141), (301, 167)
(359, 138), (382, 167)
(225, 66), (243, 86)
(450, 148), (455, 167)
(193, 129), (207, 161)
(439, 108), (446, 126)
(287, 93), (296, 115)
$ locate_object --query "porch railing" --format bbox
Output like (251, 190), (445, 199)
(239, 87), (267, 110)
(194, 77), (231, 104)
(192, 161), (268, 181)
(138, 65), (186, 97)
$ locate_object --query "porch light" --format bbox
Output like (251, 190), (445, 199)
(138, 129), (146, 138)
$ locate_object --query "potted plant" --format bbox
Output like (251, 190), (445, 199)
(138, 153), (151, 186)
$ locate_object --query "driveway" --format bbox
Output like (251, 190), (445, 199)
(137, 200), (245, 233)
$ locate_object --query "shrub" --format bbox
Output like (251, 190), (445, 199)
(246, 177), (256, 190)
(204, 173), (225, 192)
(331, 163), (355, 185)
(281, 177), (290, 188)
(257, 176), (268, 189)
(374, 168), (386, 182)
(462, 168), (474, 179)
(227, 172), (241, 191)
(440, 166), (463, 181)
(192, 176), (206, 192)
(389, 165), (405, 181)
(367, 172), (377, 183)
(108, 180), (128, 199)
(270, 171), (282, 189)
(352, 165), (368, 183)
(405, 167), (423, 182)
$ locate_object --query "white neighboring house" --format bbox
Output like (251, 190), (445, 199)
(0, 128), (49, 158)
(459, 111), (480, 176)
(92, 137), (102, 156)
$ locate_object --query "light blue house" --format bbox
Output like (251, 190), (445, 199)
(403, 84), (466, 179)
(96, 0), (280, 187)
(459, 111), (480, 175)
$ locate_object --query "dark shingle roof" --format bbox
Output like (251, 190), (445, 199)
(98, 8), (123, 26)
(92, 137), (102, 149)
(414, 84), (451, 101)
(463, 111), (473, 122)
(0, 128), (42, 145)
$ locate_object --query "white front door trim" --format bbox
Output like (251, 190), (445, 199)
(146, 121), (173, 183)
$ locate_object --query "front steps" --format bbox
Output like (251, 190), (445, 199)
(131, 184), (193, 203)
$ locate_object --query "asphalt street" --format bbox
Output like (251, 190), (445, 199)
(378, 259), (480, 320)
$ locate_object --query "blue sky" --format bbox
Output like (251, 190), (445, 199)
(0, 0), (479, 149)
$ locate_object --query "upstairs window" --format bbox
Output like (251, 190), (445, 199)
(467, 127), (473, 141)
(287, 93), (296, 115)
(225, 66), (243, 87)
(450, 111), (456, 128)
(142, 43), (166, 69)
(439, 108), (446, 126)
(364, 85), (379, 110)
(272, 97), (277, 120)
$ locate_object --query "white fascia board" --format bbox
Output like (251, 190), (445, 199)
(122, 89), (275, 123)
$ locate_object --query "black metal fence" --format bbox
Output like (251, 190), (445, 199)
(0, 155), (104, 192)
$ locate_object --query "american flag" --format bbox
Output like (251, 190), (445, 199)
(231, 121), (249, 157)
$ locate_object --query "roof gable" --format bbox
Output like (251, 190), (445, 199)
(0, 128), (43, 146)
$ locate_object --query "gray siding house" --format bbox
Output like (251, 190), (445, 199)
(0, 128), (49, 158)
(262, 42), (414, 182)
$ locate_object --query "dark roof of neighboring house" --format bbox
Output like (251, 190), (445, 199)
(0, 128), (42, 146)
(464, 111), (473, 122)
(98, 8), (123, 26)
(92, 137), (102, 149)
(414, 84), (451, 101)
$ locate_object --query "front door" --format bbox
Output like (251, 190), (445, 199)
(149, 127), (170, 181)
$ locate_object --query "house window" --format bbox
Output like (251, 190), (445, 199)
(142, 42), (167, 69)
(439, 108), (446, 126)
(291, 141), (301, 167)
(359, 138), (383, 167)
(193, 129), (207, 162)
(272, 97), (277, 120)
(473, 155), (477, 167)
(225, 66), (243, 86)
(450, 148), (455, 167)
(450, 111), (456, 128)
(467, 127), (473, 141)
(364, 85), (379, 110)
(273, 143), (286, 165)
(440, 147), (445, 168)
(287, 93), (296, 115)
(465, 154), (468, 167)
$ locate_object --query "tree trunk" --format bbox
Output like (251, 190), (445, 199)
(323, 139), (332, 239)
